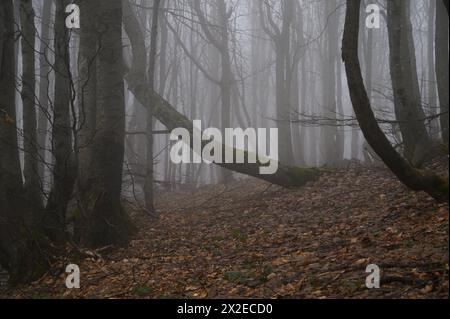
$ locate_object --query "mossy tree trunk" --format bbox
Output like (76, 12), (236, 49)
(342, 0), (449, 203)
(123, 2), (320, 189)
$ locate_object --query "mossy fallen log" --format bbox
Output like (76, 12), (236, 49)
(126, 76), (320, 188)
(122, 3), (320, 189)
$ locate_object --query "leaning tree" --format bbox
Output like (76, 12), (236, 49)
(342, 0), (448, 202)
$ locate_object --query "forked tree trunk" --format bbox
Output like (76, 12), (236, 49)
(342, 0), (448, 203)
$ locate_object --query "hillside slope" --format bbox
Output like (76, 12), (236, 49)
(1, 161), (448, 299)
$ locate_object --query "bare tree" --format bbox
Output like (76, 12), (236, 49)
(77, 0), (133, 247)
(143, 0), (162, 214)
(20, 0), (43, 212)
(45, 0), (76, 244)
(258, 0), (295, 165)
(387, 0), (432, 166)
(0, 0), (50, 285)
(436, 0), (449, 143)
(343, 0), (448, 202)
(124, 2), (320, 189)
(36, 0), (53, 181)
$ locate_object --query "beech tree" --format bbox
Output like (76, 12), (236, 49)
(436, 0), (449, 142)
(1, 0), (448, 288)
(20, 0), (43, 214)
(258, 0), (296, 165)
(36, 0), (52, 181)
(0, 0), (50, 285)
(45, 0), (76, 244)
(76, 0), (133, 247)
(342, 0), (448, 202)
(123, 1), (320, 189)
(387, 0), (432, 166)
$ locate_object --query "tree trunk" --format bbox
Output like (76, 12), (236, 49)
(427, 0), (439, 139)
(144, 0), (161, 213)
(343, 0), (448, 202)
(387, 0), (432, 166)
(36, 0), (52, 182)
(77, 0), (133, 247)
(123, 8), (320, 189)
(321, 0), (341, 164)
(436, 0), (449, 143)
(20, 0), (43, 212)
(45, 0), (76, 244)
(0, 0), (51, 285)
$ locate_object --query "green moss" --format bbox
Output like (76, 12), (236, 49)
(287, 166), (321, 188)
(419, 171), (449, 202)
(439, 142), (449, 154)
(231, 229), (248, 243)
(436, 179), (449, 195)
(132, 285), (153, 297)
(66, 208), (81, 222)
(224, 271), (243, 283)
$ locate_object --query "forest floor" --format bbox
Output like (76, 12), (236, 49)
(1, 159), (448, 299)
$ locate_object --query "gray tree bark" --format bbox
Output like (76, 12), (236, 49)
(387, 0), (432, 166)
(144, 0), (161, 213)
(258, 0), (295, 166)
(20, 0), (43, 212)
(0, 0), (50, 285)
(36, 0), (52, 181)
(77, 0), (133, 247)
(427, 0), (439, 139)
(123, 5), (320, 189)
(45, 0), (76, 244)
(343, 0), (448, 203)
(436, 0), (449, 143)
(193, 0), (235, 183)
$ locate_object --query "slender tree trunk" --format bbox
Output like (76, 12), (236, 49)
(0, 0), (50, 285)
(144, 0), (161, 213)
(336, 58), (345, 160)
(387, 0), (432, 166)
(192, 0), (236, 183)
(37, 0), (52, 182)
(436, 0), (449, 143)
(427, 0), (439, 139)
(20, 0), (43, 212)
(321, 0), (341, 164)
(45, 0), (76, 244)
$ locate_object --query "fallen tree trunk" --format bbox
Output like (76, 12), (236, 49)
(342, 0), (448, 202)
(127, 77), (319, 188)
(122, 1), (319, 189)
